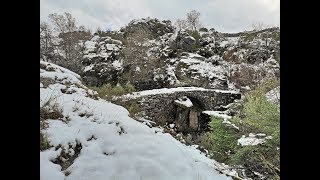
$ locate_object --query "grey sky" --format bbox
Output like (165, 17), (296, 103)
(40, 0), (280, 33)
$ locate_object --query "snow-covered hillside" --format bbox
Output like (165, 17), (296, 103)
(77, 19), (279, 91)
(40, 61), (236, 180)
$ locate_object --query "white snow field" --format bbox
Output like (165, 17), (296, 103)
(40, 61), (232, 180)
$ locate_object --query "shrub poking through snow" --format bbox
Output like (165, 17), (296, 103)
(40, 97), (64, 151)
(124, 83), (136, 93)
(90, 83), (113, 98)
(111, 84), (126, 96)
(90, 82), (136, 100)
(201, 116), (238, 162)
(40, 133), (51, 151)
(237, 78), (280, 134)
(40, 103), (64, 122)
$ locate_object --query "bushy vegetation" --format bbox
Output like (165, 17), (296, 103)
(238, 88), (279, 134)
(242, 32), (258, 42)
(200, 116), (239, 162)
(200, 78), (280, 179)
(111, 85), (126, 96)
(117, 99), (141, 117)
(40, 134), (51, 151)
(230, 79), (280, 179)
(124, 83), (136, 93)
(231, 79), (280, 172)
(40, 12), (92, 74)
(90, 83), (136, 99)
(40, 96), (63, 151)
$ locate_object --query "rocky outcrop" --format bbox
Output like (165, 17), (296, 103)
(81, 35), (124, 86)
(170, 30), (196, 52)
(77, 19), (279, 93)
(122, 17), (174, 39)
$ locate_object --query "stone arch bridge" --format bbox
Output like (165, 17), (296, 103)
(114, 87), (241, 132)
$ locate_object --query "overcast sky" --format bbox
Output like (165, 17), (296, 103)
(40, 0), (280, 33)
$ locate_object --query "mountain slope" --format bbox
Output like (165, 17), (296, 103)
(40, 61), (234, 180)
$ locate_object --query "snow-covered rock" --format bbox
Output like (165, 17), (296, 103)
(202, 111), (239, 130)
(174, 96), (193, 108)
(170, 30), (196, 52)
(266, 86), (280, 105)
(202, 111), (231, 120)
(81, 35), (124, 86)
(42, 17), (279, 93)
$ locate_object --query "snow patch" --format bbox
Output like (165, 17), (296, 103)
(202, 111), (239, 130)
(180, 56), (225, 80)
(40, 61), (81, 85)
(202, 111), (231, 120)
(40, 149), (64, 180)
(106, 43), (120, 51)
(84, 41), (97, 54)
(166, 65), (178, 85)
(84, 64), (94, 72)
(112, 60), (123, 70)
(174, 96), (193, 108)
(237, 133), (272, 146)
(266, 86), (280, 104)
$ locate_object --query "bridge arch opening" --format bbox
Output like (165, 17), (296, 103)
(186, 96), (205, 110)
(173, 96), (206, 133)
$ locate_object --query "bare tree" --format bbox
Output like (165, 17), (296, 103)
(251, 21), (273, 48)
(94, 26), (103, 35)
(186, 10), (201, 31)
(49, 12), (77, 34)
(64, 12), (77, 32)
(251, 21), (271, 31)
(40, 21), (55, 61)
(44, 12), (91, 73)
(174, 19), (187, 31)
(48, 13), (66, 34)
